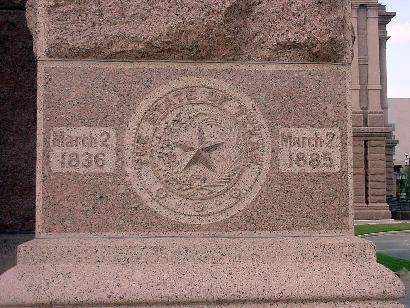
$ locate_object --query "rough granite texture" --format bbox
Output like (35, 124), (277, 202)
(0, 236), (405, 306)
(36, 62), (351, 234)
(26, 0), (353, 63)
(0, 10), (36, 232)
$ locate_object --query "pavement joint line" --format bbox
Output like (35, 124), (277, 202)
(354, 220), (410, 225)
(357, 230), (410, 238)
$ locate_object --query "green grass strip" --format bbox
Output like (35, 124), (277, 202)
(376, 252), (410, 272)
(354, 223), (410, 236)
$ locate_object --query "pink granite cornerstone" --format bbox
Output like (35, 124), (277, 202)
(0, 0), (405, 306)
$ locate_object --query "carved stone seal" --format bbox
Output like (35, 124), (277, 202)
(125, 78), (271, 224)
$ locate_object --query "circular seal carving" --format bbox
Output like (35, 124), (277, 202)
(125, 77), (271, 224)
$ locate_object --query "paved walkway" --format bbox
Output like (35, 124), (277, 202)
(402, 280), (410, 307)
(366, 232), (410, 260)
(366, 232), (410, 307)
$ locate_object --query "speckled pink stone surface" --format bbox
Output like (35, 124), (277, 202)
(35, 62), (351, 235)
(26, 0), (353, 63)
(0, 236), (405, 306)
(0, 0), (405, 306)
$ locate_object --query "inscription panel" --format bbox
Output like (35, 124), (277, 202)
(50, 127), (116, 173)
(278, 128), (341, 173)
(39, 63), (350, 233)
(125, 78), (271, 224)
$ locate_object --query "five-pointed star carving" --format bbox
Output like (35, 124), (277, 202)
(176, 126), (224, 172)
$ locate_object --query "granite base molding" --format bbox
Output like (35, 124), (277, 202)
(0, 236), (404, 307)
(0, 301), (404, 308)
(354, 203), (392, 220)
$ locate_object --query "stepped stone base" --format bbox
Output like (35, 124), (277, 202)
(0, 235), (404, 307)
(354, 203), (392, 220)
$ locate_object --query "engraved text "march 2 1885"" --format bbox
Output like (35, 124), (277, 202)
(278, 128), (341, 173)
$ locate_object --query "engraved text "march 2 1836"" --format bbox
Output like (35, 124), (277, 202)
(50, 127), (116, 173)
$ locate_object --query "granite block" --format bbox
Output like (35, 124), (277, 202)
(26, 0), (353, 63)
(369, 182), (388, 190)
(354, 205), (391, 220)
(35, 61), (351, 234)
(367, 153), (386, 161)
(368, 161), (388, 169)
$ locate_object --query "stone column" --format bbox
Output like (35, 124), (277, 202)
(356, 3), (369, 121)
(354, 129), (392, 220)
(378, 5), (395, 126)
(386, 139), (398, 198)
(0, 0), (404, 306)
(368, 139), (388, 203)
(352, 1), (396, 220)
(379, 6), (397, 202)
(353, 137), (366, 206)
(351, 5), (363, 127)
(379, 28), (389, 125)
(366, 4), (384, 127)
(352, 1), (369, 220)
(362, 138), (391, 218)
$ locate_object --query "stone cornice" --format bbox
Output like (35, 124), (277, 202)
(386, 139), (399, 147)
(352, 0), (379, 9)
(379, 6), (396, 26)
(352, 126), (392, 138)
